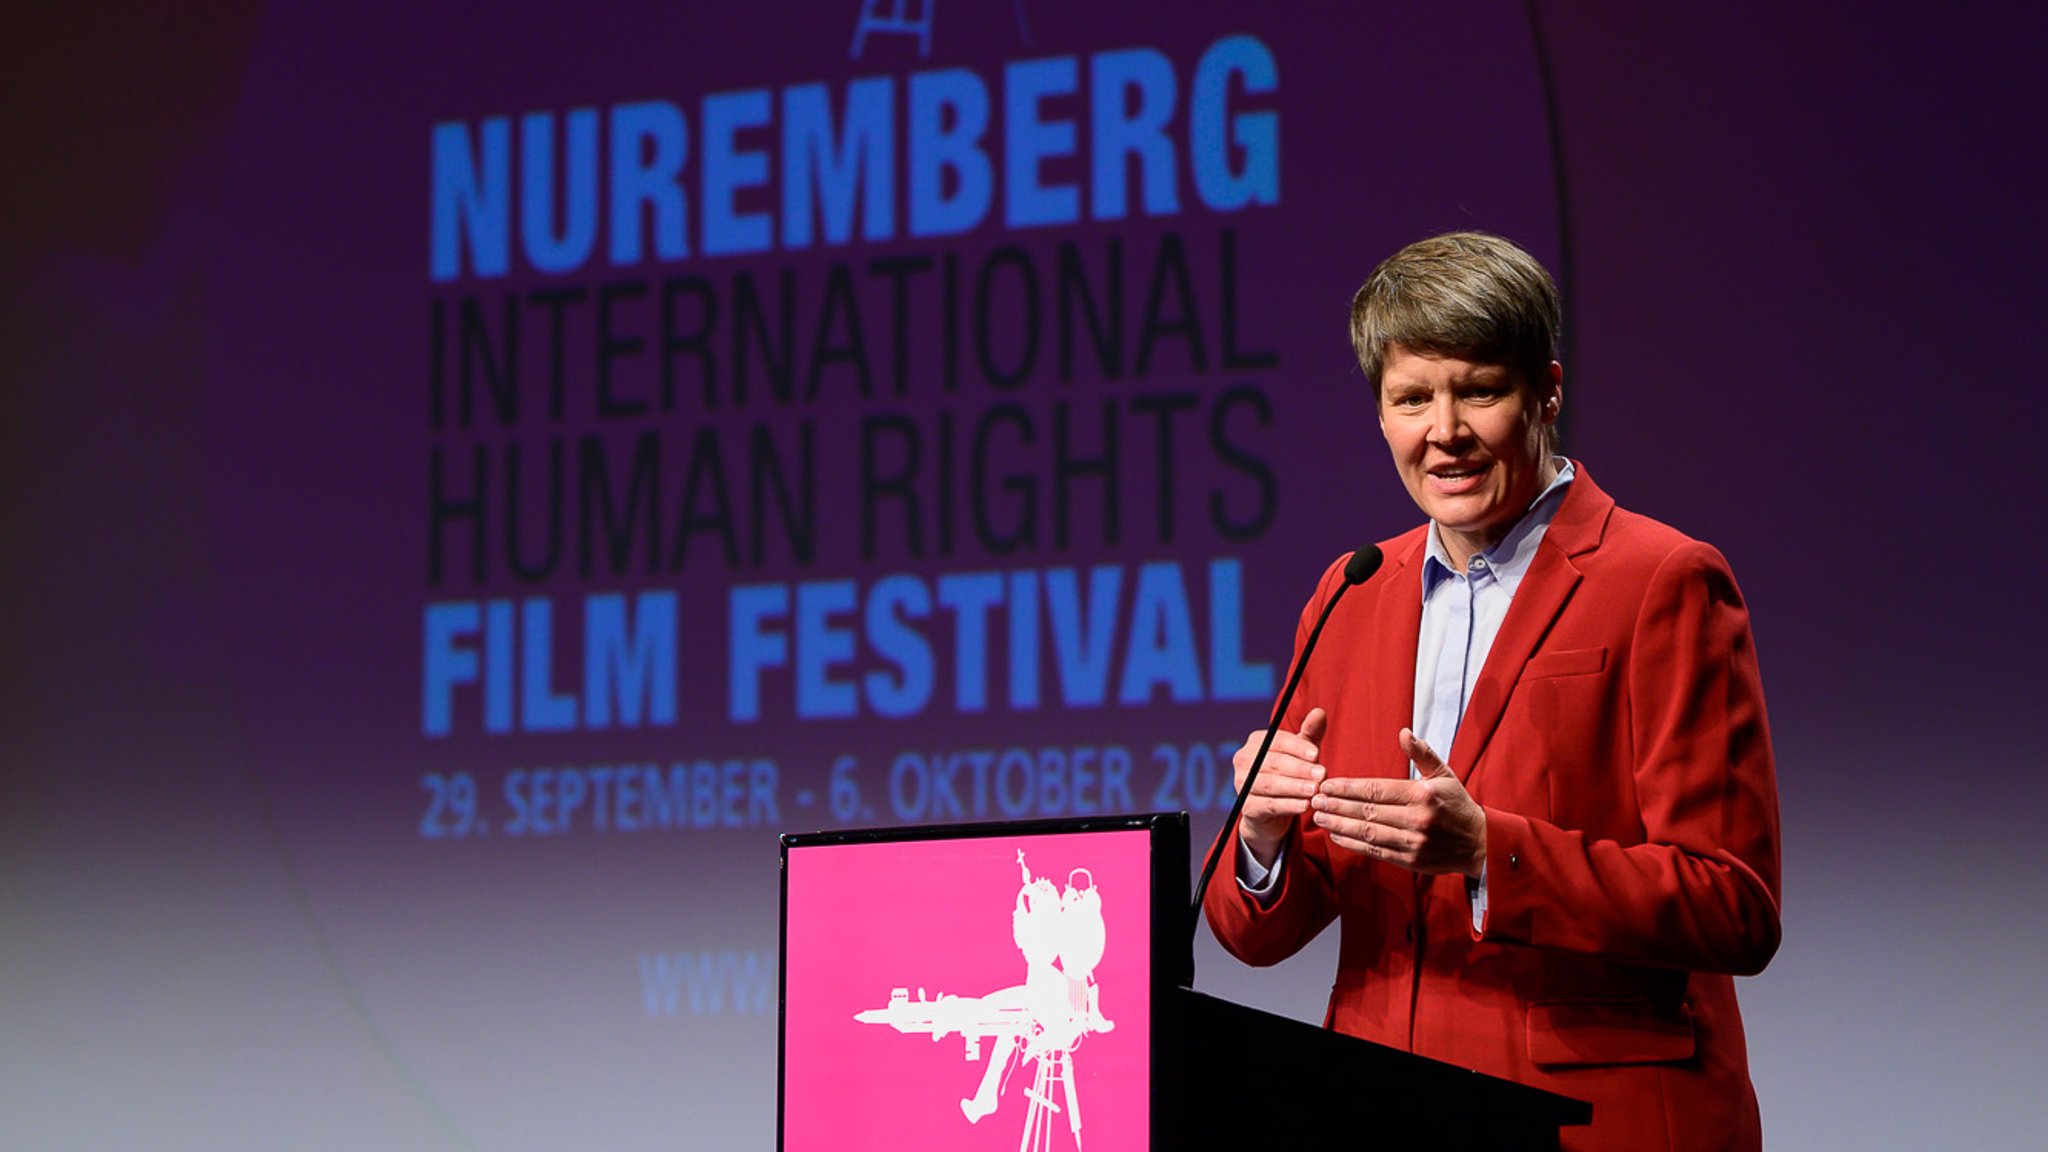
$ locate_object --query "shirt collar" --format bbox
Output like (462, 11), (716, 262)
(1421, 458), (1577, 595)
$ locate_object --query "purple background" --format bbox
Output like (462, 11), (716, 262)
(4, 3), (2046, 1149)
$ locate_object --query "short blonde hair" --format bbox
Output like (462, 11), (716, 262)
(1349, 231), (1560, 397)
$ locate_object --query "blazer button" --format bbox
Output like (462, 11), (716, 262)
(1509, 853), (1520, 870)
(1404, 921), (1415, 943)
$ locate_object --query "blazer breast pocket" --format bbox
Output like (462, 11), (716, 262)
(1520, 646), (1607, 681)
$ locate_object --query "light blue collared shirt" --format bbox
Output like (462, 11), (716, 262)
(1239, 460), (1577, 925)
(1414, 459), (1577, 764)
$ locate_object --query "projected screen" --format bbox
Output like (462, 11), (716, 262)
(780, 817), (1177, 1151)
(177, 7), (1557, 1147)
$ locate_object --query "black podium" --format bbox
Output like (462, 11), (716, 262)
(780, 813), (1588, 1151)
(1155, 986), (1589, 1150)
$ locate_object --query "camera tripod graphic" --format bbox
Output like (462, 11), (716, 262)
(855, 850), (1112, 1150)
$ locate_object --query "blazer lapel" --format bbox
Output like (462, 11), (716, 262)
(1448, 471), (1615, 789)
(1371, 533), (1427, 779)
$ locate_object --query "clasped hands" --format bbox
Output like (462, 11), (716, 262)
(1235, 707), (1486, 880)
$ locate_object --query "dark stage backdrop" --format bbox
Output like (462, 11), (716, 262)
(3, 3), (2043, 1149)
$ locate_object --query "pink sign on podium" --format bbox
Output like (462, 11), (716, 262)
(780, 815), (1184, 1151)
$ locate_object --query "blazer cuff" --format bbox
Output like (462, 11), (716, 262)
(1475, 808), (1534, 944)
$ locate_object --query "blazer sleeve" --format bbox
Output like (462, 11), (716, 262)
(1477, 540), (1783, 976)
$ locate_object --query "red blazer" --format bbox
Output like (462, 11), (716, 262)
(1205, 468), (1782, 1152)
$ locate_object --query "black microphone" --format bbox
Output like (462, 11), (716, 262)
(1188, 544), (1384, 951)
